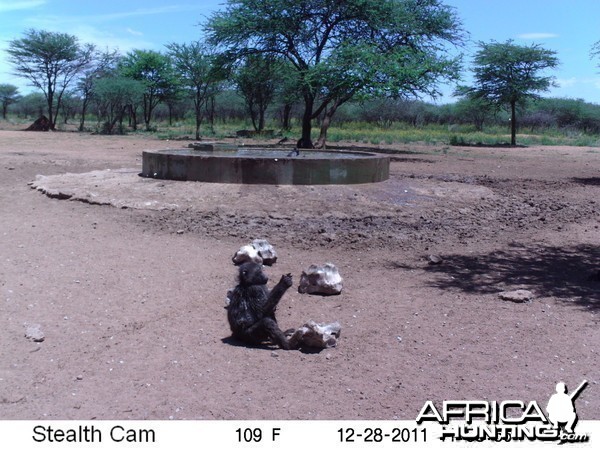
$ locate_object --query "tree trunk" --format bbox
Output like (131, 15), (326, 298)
(315, 106), (336, 149)
(258, 106), (265, 132)
(248, 99), (258, 132)
(129, 105), (138, 131)
(298, 94), (314, 148)
(314, 95), (352, 148)
(53, 90), (66, 130)
(195, 112), (202, 140)
(194, 90), (204, 140)
(143, 93), (154, 131)
(46, 87), (56, 130)
(79, 99), (88, 131)
(510, 100), (517, 146)
(281, 103), (292, 131)
(206, 97), (215, 134)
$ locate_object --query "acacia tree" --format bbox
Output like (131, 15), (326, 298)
(77, 49), (120, 131)
(461, 40), (559, 145)
(206, 0), (464, 148)
(235, 55), (281, 132)
(94, 77), (145, 134)
(15, 93), (46, 118)
(166, 41), (223, 139)
(120, 50), (179, 131)
(277, 62), (302, 131)
(0, 84), (21, 119)
(453, 86), (496, 131)
(7, 29), (94, 130)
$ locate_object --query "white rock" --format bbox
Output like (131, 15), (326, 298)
(427, 254), (443, 265)
(298, 263), (343, 295)
(25, 324), (45, 342)
(232, 244), (262, 265)
(290, 321), (341, 348)
(251, 239), (277, 266)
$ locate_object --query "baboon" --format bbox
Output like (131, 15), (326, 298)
(227, 262), (296, 350)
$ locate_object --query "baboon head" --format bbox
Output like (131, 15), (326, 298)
(238, 262), (268, 287)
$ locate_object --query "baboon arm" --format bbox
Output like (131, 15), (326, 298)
(265, 275), (292, 312)
(265, 284), (287, 311)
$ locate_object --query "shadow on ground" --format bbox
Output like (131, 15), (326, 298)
(571, 177), (600, 186)
(221, 337), (327, 354)
(424, 243), (599, 310)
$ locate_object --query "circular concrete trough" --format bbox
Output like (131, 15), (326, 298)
(141, 146), (389, 185)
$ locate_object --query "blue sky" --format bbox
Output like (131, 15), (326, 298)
(1, 0), (600, 104)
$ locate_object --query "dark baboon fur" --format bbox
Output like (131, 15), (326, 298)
(227, 262), (295, 350)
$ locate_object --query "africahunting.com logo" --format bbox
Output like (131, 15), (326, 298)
(416, 380), (590, 443)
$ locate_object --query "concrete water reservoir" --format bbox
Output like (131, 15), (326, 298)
(141, 145), (389, 185)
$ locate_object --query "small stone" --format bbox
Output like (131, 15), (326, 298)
(498, 289), (534, 303)
(25, 324), (45, 342)
(427, 254), (443, 265)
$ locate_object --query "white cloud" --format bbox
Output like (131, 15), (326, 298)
(0, 0), (45, 13)
(67, 24), (155, 52)
(126, 28), (144, 37)
(545, 76), (600, 103)
(25, 4), (204, 27)
(15, 19), (157, 52)
(577, 77), (600, 91)
(517, 33), (559, 40)
(20, 5), (203, 50)
(556, 77), (577, 88)
(94, 5), (204, 21)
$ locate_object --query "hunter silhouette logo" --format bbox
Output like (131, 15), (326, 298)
(546, 380), (587, 434)
(416, 380), (590, 443)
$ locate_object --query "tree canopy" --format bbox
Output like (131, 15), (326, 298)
(205, 0), (464, 147)
(459, 40), (559, 145)
(119, 50), (179, 130)
(0, 84), (21, 119)
(7, 29), (94, 130)
(234, 54), (282, 133)
(166, 41), (224, 139)
(94, 77), (145, 134)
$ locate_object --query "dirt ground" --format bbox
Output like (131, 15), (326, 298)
(1, 126), (598, 421)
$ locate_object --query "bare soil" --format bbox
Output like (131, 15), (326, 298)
(1, 126), (598, 420)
